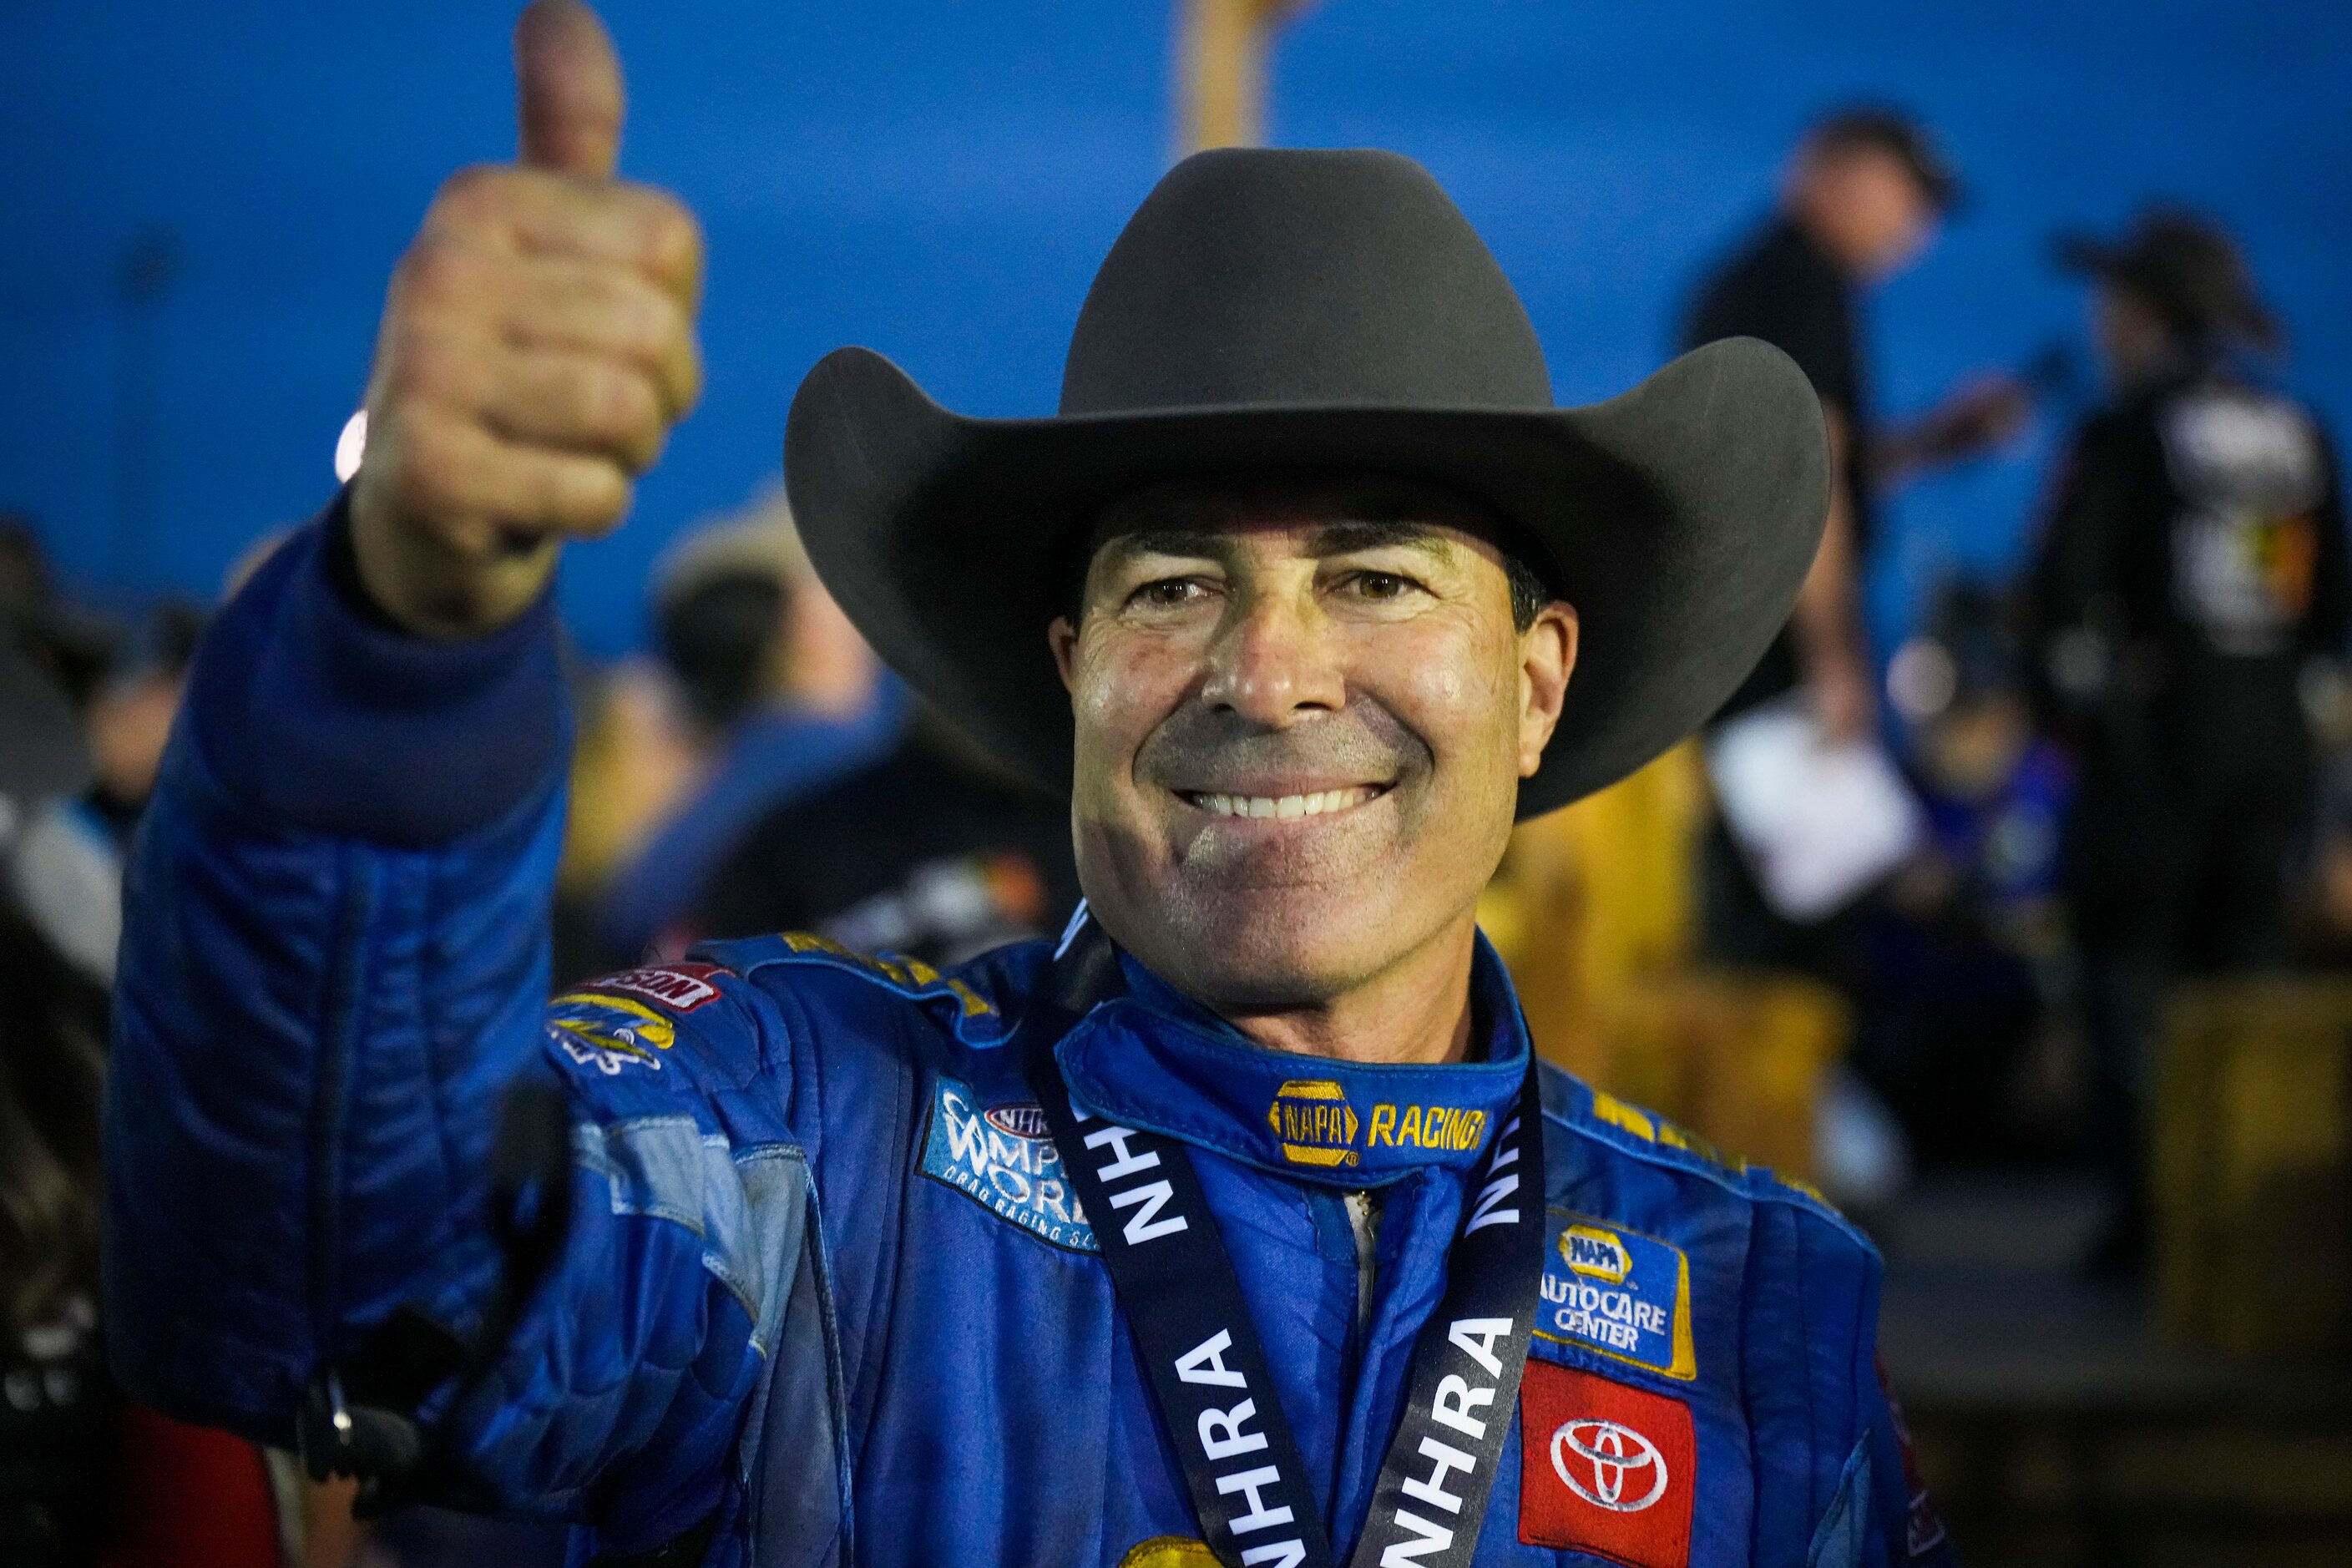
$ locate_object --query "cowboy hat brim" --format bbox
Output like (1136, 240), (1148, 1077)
(784, 333), (1826, 818)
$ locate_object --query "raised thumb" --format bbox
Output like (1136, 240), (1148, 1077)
(515, 0), (624, 179)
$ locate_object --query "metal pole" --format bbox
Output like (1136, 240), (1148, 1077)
(1176, 0), (1317, 155)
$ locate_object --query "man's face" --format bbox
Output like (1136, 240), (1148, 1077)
(2091, 283), (2172, 386)
(1803, 148), (1938, 281)
(1049, 479), (1576, 1013)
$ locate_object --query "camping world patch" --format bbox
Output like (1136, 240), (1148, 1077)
(918, 1076), (1096, 1252)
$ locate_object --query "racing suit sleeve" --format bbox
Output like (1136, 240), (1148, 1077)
(104, 499), (777, 1545)
(1747, 1196), (1960, 1568)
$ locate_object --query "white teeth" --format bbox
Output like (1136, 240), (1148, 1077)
(1190, 787), (1381, 819)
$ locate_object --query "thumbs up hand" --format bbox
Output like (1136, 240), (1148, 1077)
(349, 0), (702, 638)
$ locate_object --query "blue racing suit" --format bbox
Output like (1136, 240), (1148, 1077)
(105, 504), (1955, 1567)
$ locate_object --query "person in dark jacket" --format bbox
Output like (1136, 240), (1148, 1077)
(2026, 206), (2349, 1268)
(690, 706), (1078, 969)
(1682, 108), (2028, 970)
(579, 488), (905, 973)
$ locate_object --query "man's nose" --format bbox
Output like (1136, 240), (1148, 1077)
(1199, 590), (1345, 726)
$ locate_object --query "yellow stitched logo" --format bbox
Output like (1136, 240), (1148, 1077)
(549, 992), (675, 1055)
(780, 931), (994, 1018)
(1560, 1223), (1634, 1285)
(1268, 1079), (1358, 1167)
(1364, 1102), (1487, 1152)
(1117, 1540), (1218, 1568)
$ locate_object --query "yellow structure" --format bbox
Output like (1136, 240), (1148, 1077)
(1480, 743), (1847, 1181)
(1176, 0), (1316, 153)
(2155, 978), (2352, 1357)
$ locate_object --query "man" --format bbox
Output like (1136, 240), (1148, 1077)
(1683, 110), (2024, 969)
(105, 6), (1952, 1565)
(2026, 208), (2348, 1267)
(587, 488), (905, 969)
(10, 600), (207, 985)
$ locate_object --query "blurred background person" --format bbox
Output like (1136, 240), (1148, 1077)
(2297, 739), (2352, 969)
(9, 603), (205, 989)
(1861, 579), (2076, 1167)
(0, 532), (309, 1565)
(688, 701), (1080, 969)
(2025, 206), (2349, 1272)
(555, 485), (904, 979)
(0, 576), (111, 1566)
(1683, 107), (2031, 974)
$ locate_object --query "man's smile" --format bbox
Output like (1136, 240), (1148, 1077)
(1174, 783), (1392, 820)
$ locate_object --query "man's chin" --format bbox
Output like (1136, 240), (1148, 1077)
(1135, 893), (1388, 1012)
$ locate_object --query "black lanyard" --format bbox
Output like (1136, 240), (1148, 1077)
(1029, 928), (1546, 1568)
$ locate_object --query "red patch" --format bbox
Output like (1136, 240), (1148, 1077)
(1875, 1358), (1947, 1558)
(1518, 1360), (1694, 1568)
(584, 962), (725, 1014)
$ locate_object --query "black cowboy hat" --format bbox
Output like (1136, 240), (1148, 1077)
(784, 148), (1827, 817)
(2056, 207), (2280, 353)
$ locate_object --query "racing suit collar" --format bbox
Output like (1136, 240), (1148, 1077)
(1052, 932), (1532, 1186)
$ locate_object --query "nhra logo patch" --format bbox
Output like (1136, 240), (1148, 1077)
(1517, 1360), (1695, 1568)
(1268, 1079), (1358, 1167)
(919, 1077), (1095, 1252)
(1536, 1212), (1697, 1381)
(984, 1102), (1052, 1139)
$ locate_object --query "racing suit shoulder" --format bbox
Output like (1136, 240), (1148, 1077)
(1534, 1060), (1869, 1240)
(1533, 1063), (1944, 1565)
(539, 958), (797, 1127)
(691, 930), (1024, 1046)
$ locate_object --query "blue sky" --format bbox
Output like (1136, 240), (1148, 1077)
(4, 1), (2348, 654)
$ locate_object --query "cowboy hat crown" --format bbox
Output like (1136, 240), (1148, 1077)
(1060, 148), (1551, 417)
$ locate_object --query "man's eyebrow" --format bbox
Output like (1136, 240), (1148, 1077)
(1097, 518), (1459, 564)
(1303, 519), (1457, 563)
(1105, 528), (1230, 562)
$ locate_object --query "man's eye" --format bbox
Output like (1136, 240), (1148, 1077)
(1126, 578), (1207, 611)
(1344, 570), (1423, 602)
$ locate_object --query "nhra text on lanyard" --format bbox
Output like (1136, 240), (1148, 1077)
(1028, 933), (1546, 1568)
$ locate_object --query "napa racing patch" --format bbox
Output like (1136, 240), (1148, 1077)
(918, 1076), (1095, 1252)
(1535, 1211), (1697, 1381)
(546, 991), (676, 1076)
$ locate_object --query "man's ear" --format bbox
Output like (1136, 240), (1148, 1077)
(1048, 615), (1080, 693)
(1517, 602), (1577, 778)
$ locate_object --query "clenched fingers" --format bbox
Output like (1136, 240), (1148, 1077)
(495, 258), (700, 417)
(425, 164), (701, 302)
(377, 400), (635, 546)
(391, 239), (700, 419)
(480, 346), (670, 472)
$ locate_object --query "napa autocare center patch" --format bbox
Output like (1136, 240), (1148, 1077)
(1535, 1211), (1697, 1380)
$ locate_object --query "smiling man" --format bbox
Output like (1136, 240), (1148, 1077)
(104, 6), (1951, 1567)
(1055, 480), (1572, 1066)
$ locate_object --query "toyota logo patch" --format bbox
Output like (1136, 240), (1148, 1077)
(1517, 1359), (1695, 1568)
(1551, 1418), (1669, 1512)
